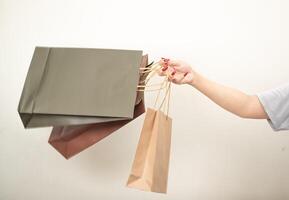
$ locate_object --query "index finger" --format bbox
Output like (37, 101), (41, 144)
(159, 58), (180, 67)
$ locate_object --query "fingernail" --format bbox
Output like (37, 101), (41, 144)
(171, 68), (176, 76)
(162, 66), (168, 71)
(161, 57), (170, 62)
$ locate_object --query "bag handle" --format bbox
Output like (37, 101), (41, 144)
(137, 62), (165, 91)
(146, 62), (171, 115)
(136, 61), (172, 117)
(158, 78), (171, 118)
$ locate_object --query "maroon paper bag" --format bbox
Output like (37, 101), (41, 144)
(49, 101), (145, 159)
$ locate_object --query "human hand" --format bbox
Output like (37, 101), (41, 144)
(157, 58), (195, 85)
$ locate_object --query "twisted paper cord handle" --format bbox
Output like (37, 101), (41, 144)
(137, 58), (172, 117)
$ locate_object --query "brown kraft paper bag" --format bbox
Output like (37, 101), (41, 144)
(127, 79), (172, 194)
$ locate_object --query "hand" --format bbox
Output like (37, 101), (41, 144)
(157, 58), (195, 85)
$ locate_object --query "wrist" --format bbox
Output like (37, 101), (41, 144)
(188, 71), (199, 87)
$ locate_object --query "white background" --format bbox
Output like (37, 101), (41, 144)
(1, 0), (289, 199)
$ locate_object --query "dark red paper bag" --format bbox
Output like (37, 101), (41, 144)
(49, 101), (145, 159)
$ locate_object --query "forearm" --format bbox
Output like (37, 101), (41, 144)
(189, 72), (268, 119)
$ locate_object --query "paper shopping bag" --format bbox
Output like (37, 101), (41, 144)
(47, 55), (151, 159)
(127, 78), (172, 193)
(18, 47), (143, 128)
(49, 100), (145, 159)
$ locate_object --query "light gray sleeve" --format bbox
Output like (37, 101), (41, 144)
(257, 83), (289, 131)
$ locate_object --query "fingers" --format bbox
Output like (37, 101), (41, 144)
(158, 67), (191, 84)
(160, 57), (180, 68)
(167, 60), (180, 67)
(157, 65), (174, 76)
(158, 57), (171, 76)
(158, 58), (188, 83)
(157, 57), (194, 84)
(183, 72), (193, 83)
(169, 72), (186, 84)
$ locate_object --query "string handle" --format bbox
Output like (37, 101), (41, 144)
(137, 61), (172, 117)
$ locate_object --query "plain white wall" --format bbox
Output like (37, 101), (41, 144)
(1, 0), (289, 199)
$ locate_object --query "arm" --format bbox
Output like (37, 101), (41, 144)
(158, 59), (268, 119)
(191, 72), (268, 119)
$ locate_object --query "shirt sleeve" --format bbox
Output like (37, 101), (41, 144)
(257, 83), (289, 131)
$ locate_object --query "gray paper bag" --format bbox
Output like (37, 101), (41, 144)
(18, 47), (144, 128)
